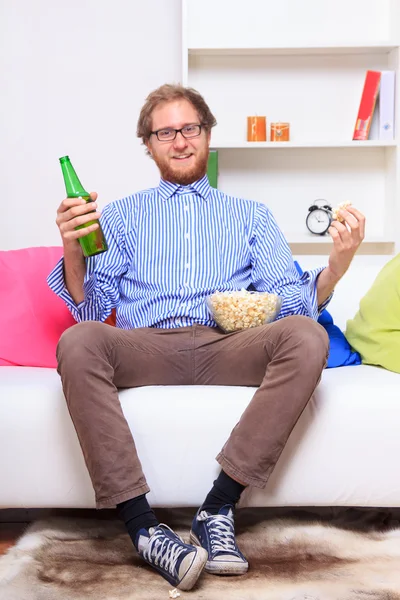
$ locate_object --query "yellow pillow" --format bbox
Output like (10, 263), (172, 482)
(345, 254), (400, 374)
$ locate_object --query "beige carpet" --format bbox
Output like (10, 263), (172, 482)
(1, 508), (400, 600)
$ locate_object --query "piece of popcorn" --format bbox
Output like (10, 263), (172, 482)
(169, 590), (180, 599)
(332, 201), (352, 222)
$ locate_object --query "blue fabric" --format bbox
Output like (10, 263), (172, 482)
(294, 261), (361, 369)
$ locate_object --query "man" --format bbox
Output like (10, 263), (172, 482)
(48, 84), (365, 591)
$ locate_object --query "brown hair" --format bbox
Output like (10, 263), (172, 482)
(137, 83), (217, 146)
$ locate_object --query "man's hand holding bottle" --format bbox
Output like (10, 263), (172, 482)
(56, 192), (101, 249)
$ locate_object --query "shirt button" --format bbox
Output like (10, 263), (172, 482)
(184, 206), (189, 211)
(185, 234), (189, 240)
(185, 263), (190, 269)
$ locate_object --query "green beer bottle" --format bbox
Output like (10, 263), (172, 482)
(59, 155), (108, 257)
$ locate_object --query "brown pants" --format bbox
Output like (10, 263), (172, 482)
(56, 315), (329, 508)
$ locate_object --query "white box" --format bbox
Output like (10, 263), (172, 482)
(379, 71), (396, 141)
(370, 71), (396, 141)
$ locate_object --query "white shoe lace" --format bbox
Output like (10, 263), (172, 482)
(197, 511), (238, 556)
(142, 525), (186, 576)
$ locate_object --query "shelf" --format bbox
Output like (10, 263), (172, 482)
(285, 232), (396, 256)
(185, 0), (400, 256)
(289, 240), (395, 256)
(210, 141), (397, 149)
(189, 43), (399, 57)
(288, 235), (395, 256)
(285, 233), (392, 244)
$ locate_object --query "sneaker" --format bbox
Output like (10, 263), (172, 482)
(136, 524), (207, 591)
(190, 504), (249, 575)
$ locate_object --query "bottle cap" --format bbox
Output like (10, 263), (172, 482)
(59, 156), (70, 163)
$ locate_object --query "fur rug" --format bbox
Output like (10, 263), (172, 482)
(1, 508), (400, 600)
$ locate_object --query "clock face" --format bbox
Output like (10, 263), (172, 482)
(306, 208), (331, 235)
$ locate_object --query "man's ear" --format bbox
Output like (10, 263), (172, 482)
(145, 140), (153, 157)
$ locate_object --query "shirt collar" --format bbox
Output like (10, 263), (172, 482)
(158, 174), (212, 201)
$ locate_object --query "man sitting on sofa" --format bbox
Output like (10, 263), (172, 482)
(48, 83), (365, 591)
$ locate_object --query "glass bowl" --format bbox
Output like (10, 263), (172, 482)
(206, 290), (282, 333)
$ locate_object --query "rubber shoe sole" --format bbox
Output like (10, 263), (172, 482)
(189, 532), (249, 575)
(177, 545), (208, 590)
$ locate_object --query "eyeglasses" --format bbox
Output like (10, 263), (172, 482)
(151, 124), (202, 142)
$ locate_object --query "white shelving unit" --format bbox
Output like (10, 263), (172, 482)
(208, 141), (397, 149)
(182, 0), (400, 255)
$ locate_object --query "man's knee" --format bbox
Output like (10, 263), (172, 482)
(56, 321), (110, 366)
(271, 315), (329, 362)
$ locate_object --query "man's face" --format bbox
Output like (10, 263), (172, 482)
(146, 99), (211, 185)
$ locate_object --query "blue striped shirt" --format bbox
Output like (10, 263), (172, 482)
(48, 175), (329, 329)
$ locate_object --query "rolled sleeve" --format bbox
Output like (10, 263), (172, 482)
(47, 256), (85, 321)
(47, 202), (128, 322)
(297, 267), (333, 320)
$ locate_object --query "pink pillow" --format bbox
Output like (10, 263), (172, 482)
(0, 247), (76, 368)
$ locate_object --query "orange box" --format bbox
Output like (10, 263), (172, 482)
(247, 116), (267, 142)
(270, 122), (290, 141)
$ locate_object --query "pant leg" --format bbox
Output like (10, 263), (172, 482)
(194, 315), (329, 488)
(57, 321), (195, 508)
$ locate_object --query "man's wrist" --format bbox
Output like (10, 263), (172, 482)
(322, 265), (341, 286)
(316, 266), (341, 307)
(63, 239), (83, 256)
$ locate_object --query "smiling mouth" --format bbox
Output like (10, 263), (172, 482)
(173, 154), (193, 161)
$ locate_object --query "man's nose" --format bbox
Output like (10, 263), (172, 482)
(173, 131), (188, 149)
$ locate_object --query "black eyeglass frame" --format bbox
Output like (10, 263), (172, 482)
(150, 123), (203, 142)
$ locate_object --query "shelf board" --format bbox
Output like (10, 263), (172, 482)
(189, 43), (399, 57)
(289, 239), (395, 255)
(286, 233), (392, 244)
(210, 141), (397, 149)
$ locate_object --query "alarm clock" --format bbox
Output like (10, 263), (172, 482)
(306, 200), (333, 235)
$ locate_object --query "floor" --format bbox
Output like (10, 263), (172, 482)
(0, 522), (28, 555)
(0, 508), (118, 558)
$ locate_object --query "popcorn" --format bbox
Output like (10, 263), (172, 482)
(169, 590), (180, 599)
(207, 290), (281, 333)
(332, 201), (352, 222)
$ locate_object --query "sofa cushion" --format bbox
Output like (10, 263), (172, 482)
(317, 309), (361, 368)
(345, 253), (400, 374)
(294, 261), (361, 368)
(0, 247), (76, 368)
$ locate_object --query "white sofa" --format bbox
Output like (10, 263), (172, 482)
(1, 255), (399, 510)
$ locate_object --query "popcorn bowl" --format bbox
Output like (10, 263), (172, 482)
(206, 289), (282, 333)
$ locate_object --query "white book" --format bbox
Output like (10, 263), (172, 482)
(369, 71), (395, 141)
(379, 71), (395, 141)
(368, 71), (395, 141)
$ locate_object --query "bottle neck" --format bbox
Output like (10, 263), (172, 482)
(60, 158), (89, 198)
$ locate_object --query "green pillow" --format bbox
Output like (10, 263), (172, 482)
(345, 254), (400, 373)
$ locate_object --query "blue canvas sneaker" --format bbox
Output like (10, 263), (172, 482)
(190, 504), (249, 575)
(136, 524), (208, 590)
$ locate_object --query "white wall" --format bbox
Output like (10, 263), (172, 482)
(0, 0), (182, 250)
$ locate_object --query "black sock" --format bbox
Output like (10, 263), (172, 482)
(116, 494), (159, 549)
(200, 470), (246, 515)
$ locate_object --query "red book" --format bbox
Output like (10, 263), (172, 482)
(353, 70), (381, 140)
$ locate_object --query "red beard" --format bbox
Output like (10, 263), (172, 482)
(152, 147), (210, 185)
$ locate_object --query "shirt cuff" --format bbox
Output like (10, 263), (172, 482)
(47, 256), (85, 321)
(300, 266), (333, 319)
